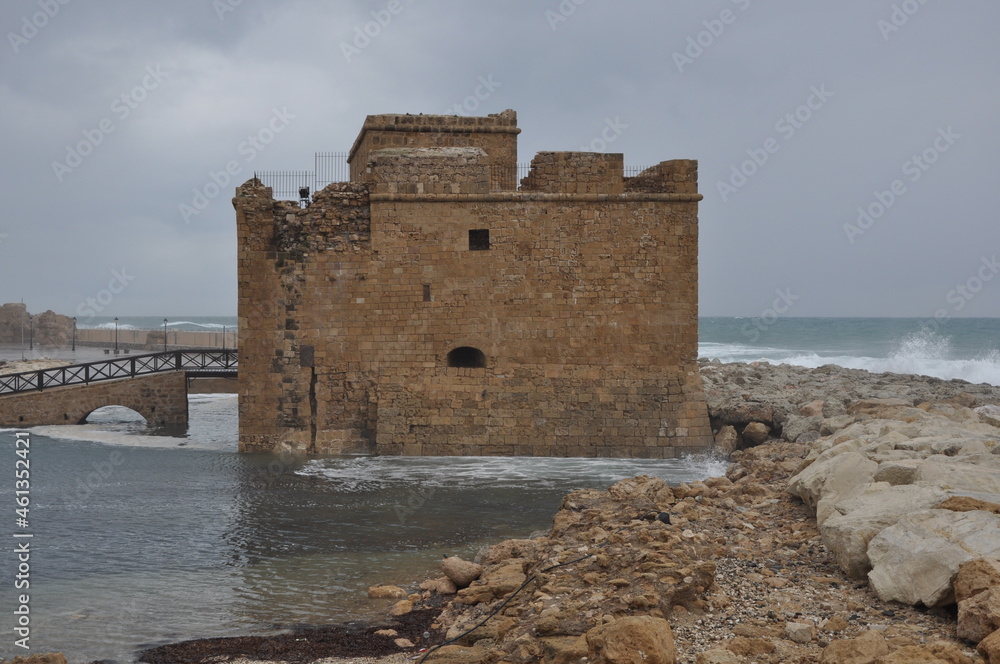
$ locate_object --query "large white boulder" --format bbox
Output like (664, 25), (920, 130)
(788, 449), (878, 525)
(821, 484), (948, 579)
(867, 509), (1000, 607)
(916, 459), (1000, 494)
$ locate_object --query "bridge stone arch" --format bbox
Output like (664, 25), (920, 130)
(80, 404), (150, 426)
(0, 371), (188, 428)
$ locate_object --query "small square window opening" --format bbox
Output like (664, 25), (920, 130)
(469, 229), (490, 251)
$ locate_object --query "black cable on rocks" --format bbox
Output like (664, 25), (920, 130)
(415, 510), (667, 662)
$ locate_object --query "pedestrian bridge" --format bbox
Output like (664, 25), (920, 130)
(0, 350), (237, 427)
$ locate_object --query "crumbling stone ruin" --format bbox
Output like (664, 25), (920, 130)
(234, 110), (712, 456)
(0, 302), (74, 346)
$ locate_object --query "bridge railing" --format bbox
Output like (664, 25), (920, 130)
(0, 350), (238, 396)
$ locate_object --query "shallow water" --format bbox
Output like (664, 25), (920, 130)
(0, 394), (725, 663)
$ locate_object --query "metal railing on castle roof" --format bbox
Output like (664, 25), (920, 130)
(255, 152), (350, 201)
(256, 154), (656, 199)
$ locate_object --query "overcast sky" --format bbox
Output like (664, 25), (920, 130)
(2, 0), (998, 320)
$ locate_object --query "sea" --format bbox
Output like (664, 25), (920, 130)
(0, 316), (998, 663)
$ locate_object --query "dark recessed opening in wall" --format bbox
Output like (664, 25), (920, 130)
(468, 229), (490, 251)
(447, 346), (487, 368)
(423, 284), (432, 302)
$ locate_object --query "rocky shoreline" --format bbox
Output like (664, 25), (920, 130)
(376, 363), (1000, 663)
(19, 361), (1000, 664)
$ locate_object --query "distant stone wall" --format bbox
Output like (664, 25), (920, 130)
(0, 371), (188, 427)
(0, 303), (74, 346)
(75, 329), (237, 350)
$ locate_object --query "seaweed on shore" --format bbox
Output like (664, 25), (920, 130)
(132, 607), (442, 664)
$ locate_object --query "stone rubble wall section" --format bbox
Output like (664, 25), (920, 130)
(0, 302), (75, 346)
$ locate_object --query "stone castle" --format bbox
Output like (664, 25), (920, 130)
(234, 110), (713, 456)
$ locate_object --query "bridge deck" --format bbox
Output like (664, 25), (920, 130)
(0, 350), (238, 396)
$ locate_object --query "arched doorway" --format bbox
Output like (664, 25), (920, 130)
(446, 347), (487, 368)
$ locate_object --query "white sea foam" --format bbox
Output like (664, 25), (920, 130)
(700, 329), (1000, 386)
(166, 321), (230, 329)
(296, 454), (729, 492)
(90, 322), (138, 330)
(30, 424), (207, 449)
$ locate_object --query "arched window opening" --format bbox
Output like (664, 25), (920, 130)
(447, 346), (487, 368)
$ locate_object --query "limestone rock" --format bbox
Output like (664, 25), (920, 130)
(801, 400), (826, 417)
(782, 415), (822, 443)
(480, 538), (541, 565)
(394, 637), (415, 648)
(821, 484), (948, 578)
(441, 556), (483, 588)
(822, 616), (850, 632)
(719, 637), (775, 656)
(743, 422), (771, 446)
(819, 630), (889, 664)
(710, 400), (780, 432)
(784, 621), (815, 644)
(368, 584), (407, 599)
(455, 561), (527, 605)
(955, 558), (1000, 603)
(445, 616), (516, 647)
(420, 576), (458, 594)
(958, 588), (1000, 644)
(788, 450), (878, 525)
(586, 616), (676, 664)
(422, 644), (490, 664)
(872, 460), (923, 486)
(847, 398), (926, 421)
(867, 510), (1000, 607)
(389, 599), (413, 616)
(979, 628), (1000, 664)
(938, 494), (1000, 515)
(916, 461), (1000, 495)
(977, 405), (1000, 429)
(7, 655), (69, 664)
(538, 636), (588, 664)
(714, 425), (738, 455)
(607, 475), (675, 507)
(695, 649), (740, 664)
(877, 640), (974, 664)
(435, 577), (459, 595)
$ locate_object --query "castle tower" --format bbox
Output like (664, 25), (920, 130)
(235, 110), (713, 457)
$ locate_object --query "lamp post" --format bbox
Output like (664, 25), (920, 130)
(114, 317), (119, 354)
(28, 316), (33, 351)
(72, 317), (77, 352)
(222, 325), (227, 351)
(163, 318), (168, 352)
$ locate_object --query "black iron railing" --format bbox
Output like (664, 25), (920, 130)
(0, 350), (238, 396)
(258, 154), (655, 198)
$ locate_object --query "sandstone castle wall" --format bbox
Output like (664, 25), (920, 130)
(235, 110), (712, 456)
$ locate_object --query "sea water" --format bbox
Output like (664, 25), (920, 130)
(0, 317), (997, 662)
(0, 397), (725, 663)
